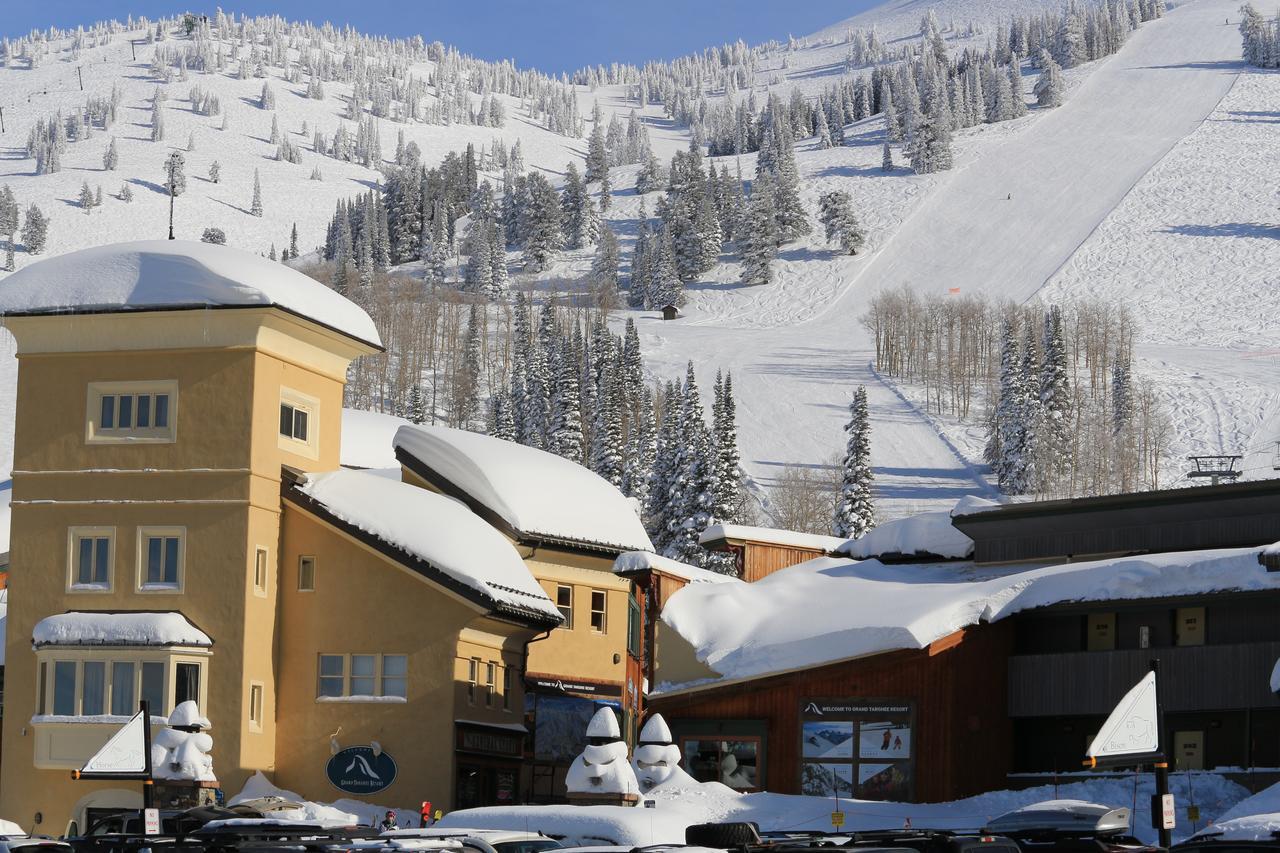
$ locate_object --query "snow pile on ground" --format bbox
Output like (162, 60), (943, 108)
(342, 409), (415, 470)
(1195, 780), (1280, 841)
(613, 551), (741, 585)
(32, 611), (213, 647)
(296, 468), (559, 622)
(442, 771), (1248, 846)
(0, 241), (380, 347)
(394, 424), (652, 553)
(839, 497), (995, 561)
(699, 524), (847, 553)
(231, 771), (418, 828)
(661, 545), (1276, 684)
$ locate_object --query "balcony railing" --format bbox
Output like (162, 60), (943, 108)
(1008, 641), (1280, 717)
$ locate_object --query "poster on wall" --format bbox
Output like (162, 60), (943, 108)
(799, 699), (914, 802)
(530, 694), (622, 763)
(802, 721), (854, 759)
(858, 720), (911, 759)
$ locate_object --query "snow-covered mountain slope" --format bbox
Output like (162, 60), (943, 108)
(2, 0), (1278, 519)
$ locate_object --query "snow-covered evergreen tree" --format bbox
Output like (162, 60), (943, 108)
(832, 385), (876, 538)
(209, 160), (220, 183)
(818, 190), (866, 254)
(1034, 50), (1065, 107)
(908, 112), (953, 174)
(250, 168), (263, 217)
(882, 141), (894, 172)
(103, 137), (118, 170)
(21, 203), (48, 254)
(1038, 305), (1073, 487)
(591, 225), (621, 307)
(164, 151), (186, 196)
(664, 362), (716, 567)
(521, 173), (563, 272)
(408, 384), (426, 425)
(740, 173), (778, 286)
(78, 181), (95, 213)
(549, 333), (585, 461)
(711, 370), (744, 526)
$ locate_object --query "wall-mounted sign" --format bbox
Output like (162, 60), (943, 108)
(326, 746), (397, 795)
(799, 699), (914, 802)
(525, 676), (622, 697)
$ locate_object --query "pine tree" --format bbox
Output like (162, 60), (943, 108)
(664, 362), (716, 567)
(814, 106), (833, 149)
(818, 190), (866, 254)
(908, 111), (953, 174)
(591, 225), (621, 307)
(740, 172), (778, 286)
(832, 385), (876, 538)
(488, 390), (517, 441)
(585, 102), (609, 187)
(560, 162), (590, 249)
(21, 203), (49, 254)
(986, 318), (1022, 490)
(103, 137), (118, 170)
(1038, 306), (1072, 489)
(464, 223), (494, 295)
(487, 222), (508, 298)
(79, 181), (95, 213)
(408, 385), (426, 425)
(882, 141), (894, 172)
(456, 304), (483, 429)
(711, 370), (743, 525)
(520, 173), (563, 272)
(646, 381), (682, 551)
(94, 185), (103, 207)
(767, 118), (810, 242)
(120, 183), (133, 203)
(290, 222), (299, 258)
(1034, 50), (1065, 107)
(209, 160), (220, 183)
(622, 384), (657, 509)
(521, 303), (553, 448)
(1008, 54), (1028, 117)
(549, 333), (585, 461)
(250, 168), (263, 216)
(164, 151), (187, 196)
(151, 98), (166, 142)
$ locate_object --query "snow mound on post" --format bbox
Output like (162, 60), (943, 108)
(0, 240), (380, 348)
(394, 424), (653, 554)
(33, 612), (213, 647)
(296, 468), (559, 621)
(661, 547), (1279, 685)
(586, 706), (621, 739)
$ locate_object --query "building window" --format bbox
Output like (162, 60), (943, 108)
(253, 547), (268, 596)
(468, 657), (480, 705)
(485, 662), (496, 707)
(40, 657), (201, 718)
(502, 666), (512, 711)
(683, 737), (763, 792)
(627, 597), (642, 658)
(556, 585), (573, 628)
(318, 655), (345, 697)
(249, 682), (264, 731)
(590, 589), (607, 633)
(137, 527), (184, 591)
(297, 556), (316, 591)
(316, 654), (407, 700)
(278, 387), (320, 458)
(86, 380), (178, 444)
(68, 527), (114, 591)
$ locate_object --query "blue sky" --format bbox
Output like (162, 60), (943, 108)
(10, 1), (877, 74)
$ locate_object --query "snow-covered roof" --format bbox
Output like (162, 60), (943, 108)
(342, 409), (414, 469)
(33, 612), (213, 648)
(393, 424), (653, 554)
(699, 523), (846, 553)
(613, 551), (740, 585)
(0, 240), (381, 348)
(294, 468), (561, 624)
(660, 545), (1280, 689)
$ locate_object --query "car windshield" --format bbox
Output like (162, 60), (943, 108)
(494, 841), (561, 853)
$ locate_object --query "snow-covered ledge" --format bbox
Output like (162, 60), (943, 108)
(33, 612), (213, 648)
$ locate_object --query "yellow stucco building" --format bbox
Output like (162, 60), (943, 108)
(0, 241), (666, 831)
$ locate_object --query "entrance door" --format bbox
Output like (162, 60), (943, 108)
(456, 764), (519, 809)
(1174, 731), (1204, 770)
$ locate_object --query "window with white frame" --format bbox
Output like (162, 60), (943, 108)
(40, 655), (203, 718)
(68, 527), (114, 591)
(137, 527), (184, 591)
(253, 547), (268, 595)
(86, 381), (178, 444)
(316, 654), (407, 700)
(590, 589), (608, 633)
(278, 387), (319, 458)
(297, 556), (316, 591)
(249, 682), (264, 731)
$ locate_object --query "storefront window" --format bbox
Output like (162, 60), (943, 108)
(681, 738), (761, 790)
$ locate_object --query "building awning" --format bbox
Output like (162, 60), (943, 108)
(33, 611), (213, 648)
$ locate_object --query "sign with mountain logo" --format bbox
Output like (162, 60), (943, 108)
(327, 745), (397, 795)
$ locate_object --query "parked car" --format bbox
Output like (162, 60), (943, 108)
(0, 831), (75, 853)
(381, 829), (562, 853)
(983, 802), (1159, 853)
(1173, 830), (1280, 853)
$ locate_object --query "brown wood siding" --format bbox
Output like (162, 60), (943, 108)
(743, 544), (828, 582)
(649, 621), (1016, 803)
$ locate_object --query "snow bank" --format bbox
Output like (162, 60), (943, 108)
(297, 468), (559, 622)
(0, 819), (26, 836)
(613, 551), (741, 585)
(231, 771), (417, 829)
(442, 772), (1248, 846)
(342, 409), (414, 470)
(0, 241), (380, 347)
(1195, 780), (1280, 841)
(661, 546), (1277, 685)
(699, 523), (846, 554)
(32, 612), (212, 647)
(394, 425), (652, 554)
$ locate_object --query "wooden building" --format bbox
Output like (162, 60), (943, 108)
(698, 524), (845, 582)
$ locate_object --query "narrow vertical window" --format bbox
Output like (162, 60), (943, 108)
(154, 394), (169, 428)
(118, 395), (133, 428)
(82, 662), (106, 715)
(53, 661), (76, 715)
(136, 395), (151, 428)
(249, 683), (264, 729)
(298, 556), (316, 591)
(556, 585), (573, 628)
(140, 661), (165, 713)
(485, 662), (496, 707)
(254, 548), (268, 594)
(350, 655), (376, 696)
(318, 655), (344, 697)
(100, 395), (115, 429)
(590, 589), (607, 633)
(174, 662), (200, 708)
(111, 662), (136, 716)
(381, 655), (407, 698)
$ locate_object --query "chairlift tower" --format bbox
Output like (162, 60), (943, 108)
(1186, 455), (1242, 486)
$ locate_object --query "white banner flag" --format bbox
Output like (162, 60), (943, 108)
(1087, 671), (1159, 761)
(79, 711), (148, 775)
